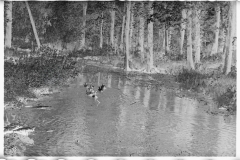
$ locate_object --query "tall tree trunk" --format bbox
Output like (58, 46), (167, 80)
(25, 1), (41, 48)
(100, 12), (103, 48)
(125, 1), (131, 71)
(138, 2), (145, 62)
(147, 1), (154, 72)
(81, 2), (87, 49)
(211, 5), (221, 55)
(120, 13), (126, 52)
(107, 75), (112, 88)
(5, 1), (12, 48)
(167, 27), (172, 53)
(180, 9), (186, 55)
(223, 2), (235, 75)
(187, 9), (195, 70)
(220, 29), (226, 57)
(162, 24), (166, 55)
(194, 9), (201, 63)
(110, 2), (115, 48)
(165, 26), (168, 54)
(158, 28), (161, 52)
(114, 35), (118, 55)
(129, 3), (134, 51)
(232, 2), (236, 66)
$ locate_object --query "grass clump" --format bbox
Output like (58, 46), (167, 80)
(215, 85), (236, 112)
(176, 68), (207, 90)
(176, 67), (236, 113)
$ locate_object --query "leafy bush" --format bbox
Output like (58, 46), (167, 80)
(68, 43), (115, 58)
(159, 52), (186, 62)
(228, 66), (236, 78)
(102, 44), (114, 54)
(215, 85), (236, 112)
(177, 67), (236, 113)
(201, 52), (223, 62)
(176, 68), (207, 90)
(173, 54), (186, 61)
(131, 49), (142, 59)
(4, 51), (80, 102)
(36, 46), (59, 57)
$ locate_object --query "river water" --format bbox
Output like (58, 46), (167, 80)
(8, 65), (236, 156)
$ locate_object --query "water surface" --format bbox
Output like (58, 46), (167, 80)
(9, 66), (236, 156)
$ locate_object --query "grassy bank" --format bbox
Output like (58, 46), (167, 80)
(5, 46), (236, 114)
(4, 51), (85, 155)
(176, 65), (236, 113)
(4, 55), (82, 104)
(4, 47), (236, 155)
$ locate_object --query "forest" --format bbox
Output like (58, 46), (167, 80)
(5, 0), (236, 109)
(4, 1), (237, 156)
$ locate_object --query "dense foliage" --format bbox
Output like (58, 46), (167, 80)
(176, 67), (236, 112)
(4, 52), (80, 102)
(5, 1), (232, 55)
(4, 1), (236, 113)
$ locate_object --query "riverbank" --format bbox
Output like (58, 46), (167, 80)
(5, 52), (236, 114)
(4, 50), (236, 155)
(84, 55), (236, 114)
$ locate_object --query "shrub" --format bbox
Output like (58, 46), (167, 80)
(160, 52), (186, 61)
(228, 66), (236, 78)
(176, 68), (207, 90)
(131, 49), (142, 59)
(177, 67), (236, 113)
(4, 51), (80, 102)
(201, 52), (223, 62)
(36, 46), (59, 57)
(215, 85), (236, 112)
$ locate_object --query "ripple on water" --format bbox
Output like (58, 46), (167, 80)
(21, 68), (236, 156)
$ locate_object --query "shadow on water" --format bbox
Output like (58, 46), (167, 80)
(9, 65), (236, 156)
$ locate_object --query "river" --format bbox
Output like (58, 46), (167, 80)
(6, 65), (236, 156)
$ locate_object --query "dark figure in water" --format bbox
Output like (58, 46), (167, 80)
(98, 84), (106, 92)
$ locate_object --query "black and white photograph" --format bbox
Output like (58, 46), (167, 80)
(3, 1), (237, 157)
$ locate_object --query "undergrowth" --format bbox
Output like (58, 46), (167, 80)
(4, 53), (80, 102)
(201, 52), (223, 62)
(176, 68), (207, 90)
(165, 52), (186, 61)
(68, 44), (117, 58)
(176, 67), (236, 113)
